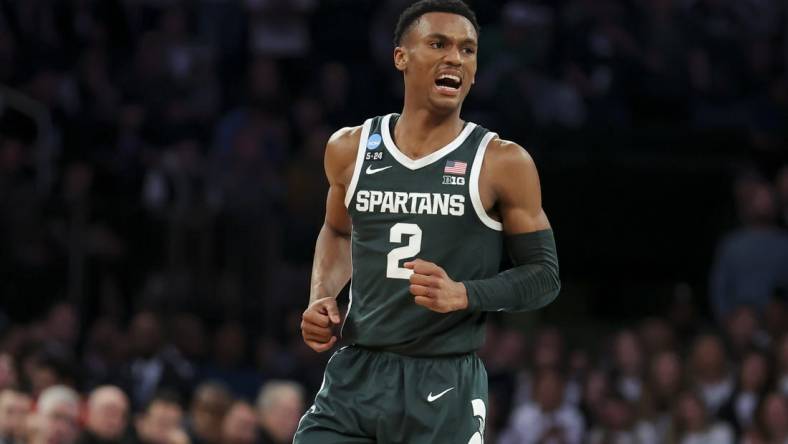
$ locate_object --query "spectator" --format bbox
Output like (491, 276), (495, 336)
(777, 334), (788, 396)
(588, 394), (658, 444)
(710, 178), (788, 321)
(500, 367), (585, 444)
(611, 329), (645, 403)
(689, 334), (734, 416)
(756, 392), (788, 443)
(718, 350), (773, 437)
(668, 390), (734, 444)
(184, 383), (232, 444)
(639, 350), (685, 442)
(0, 354), (17, 391)
(123, 311), (194, 410)
(129, 391), (189, 444)
(220, 401), (257, 444)
(199, 322), (262, 400)
(722, 306), (768, 360)
(255, 381), (304, 444)
(77, 385), (129, 444)
(28, 385), (81, 444)
(0, 387), (32, 444)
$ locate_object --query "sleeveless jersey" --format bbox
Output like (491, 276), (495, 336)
(342, 114), (504, 356)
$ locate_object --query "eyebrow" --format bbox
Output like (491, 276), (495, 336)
(424, 33), (478, 45)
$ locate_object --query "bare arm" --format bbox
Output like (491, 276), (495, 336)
(484, 138), (551, 234)
(301, 126), (360, 352)
(407, 138), (559, 313)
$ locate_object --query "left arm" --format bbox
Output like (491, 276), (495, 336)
(406, 139), (560, 313)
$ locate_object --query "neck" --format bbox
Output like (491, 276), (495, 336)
(394, 106), (464, 159)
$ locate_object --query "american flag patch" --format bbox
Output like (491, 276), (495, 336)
(444, 160), (467, 175)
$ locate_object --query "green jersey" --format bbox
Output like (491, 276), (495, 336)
(342, 114), (504, 356)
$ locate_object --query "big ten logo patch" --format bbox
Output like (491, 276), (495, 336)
(442, 175), (465, 186)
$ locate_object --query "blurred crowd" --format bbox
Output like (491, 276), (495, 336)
(1, 0), (787, 443)
(1, 299), (788, 443)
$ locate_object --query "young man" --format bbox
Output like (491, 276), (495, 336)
(296, 1), (560, 442)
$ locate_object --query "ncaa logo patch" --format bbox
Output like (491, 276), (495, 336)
(367, 134), (382, 150)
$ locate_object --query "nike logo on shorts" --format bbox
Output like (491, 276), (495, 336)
(366, 165), (393, 175)
(427, 387), (455, 402)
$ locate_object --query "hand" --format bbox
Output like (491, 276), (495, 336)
(405, 259), (468, 313)
(301, 297), (341, 352)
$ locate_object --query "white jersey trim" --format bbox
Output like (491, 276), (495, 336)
(381, 113), (477, 171)
(470, 132), (503, 231)
(344, 118), (372, 208)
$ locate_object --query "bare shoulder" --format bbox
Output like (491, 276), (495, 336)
(325, 125), (364, 185)
(484, 137), (537, 177)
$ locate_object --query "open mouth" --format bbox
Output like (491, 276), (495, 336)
(435, 74), (462, 92)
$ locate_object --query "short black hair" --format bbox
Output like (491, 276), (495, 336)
(393, 0), (480, 46)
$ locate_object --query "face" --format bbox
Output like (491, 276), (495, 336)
(535, 371), (564, 411)
(138, 402), (183, 444)
(691, 335), (726, 378)
(678, 393), (706, 430)
(614, 331), (642, 374)
(740, 353), (768, 391)
(261, 391), (304, 443)
(222, 403), (257, 444)
(191, 388), (230, 441)
(0, 391), (32, 438)
(395, 12), (478, 113)
(761, 393), (788, 434)
(38, 401), (80, 444)
(88, 390), (129, 440)
(652, 351), (682, 393)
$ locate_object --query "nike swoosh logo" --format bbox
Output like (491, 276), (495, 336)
(427, 387), (455, 402)
(366, 165), (393, 175)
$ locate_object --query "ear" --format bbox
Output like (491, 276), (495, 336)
(394, 46), (408, 72)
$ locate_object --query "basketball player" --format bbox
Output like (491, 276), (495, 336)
(296, 1), (560, 442)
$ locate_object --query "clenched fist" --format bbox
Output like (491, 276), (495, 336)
(405, 259), (469, 313)
(301, 297), (341, 352)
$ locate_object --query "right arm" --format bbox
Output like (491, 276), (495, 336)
(301, 126), (361, 352)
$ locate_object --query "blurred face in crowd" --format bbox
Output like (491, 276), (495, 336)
(394, 12), (478, 114)
(34, 398), (80, 444)
(190, 384), (231, 444)
(213, 322), (245, 368)
(650, 350), (682, 395)
(614, 330), (643, 375)
(777, 335), (788, 373)
(726, 307), (757, 351)
(691, 335), (727, 381)
(533, 328), (563, 368)
(638, 317), (674, 353)
(137, 400), (183, 444)
(534, 369), (565, 412)
(221, 402), (257, 444)
(761, 393), (788, 438)
(677, 392), (707, 432)
(0, 354), (17, 389)
(0, 389), (32, 440)
(46, 303), (79, 346)
(259, 386), (304, 443)
(86, 386), (129, 440)
(129, 312), (163, 358)
(583, 370), (610, 410)
(600, 397), (633, 431)
(740, 352), (769, 392)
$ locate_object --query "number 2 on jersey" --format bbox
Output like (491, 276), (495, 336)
(386, 223), (422, 279)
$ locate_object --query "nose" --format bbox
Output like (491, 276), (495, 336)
(444, 46), (462, 66)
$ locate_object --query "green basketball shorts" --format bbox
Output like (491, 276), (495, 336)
(294, 345), (488, 444)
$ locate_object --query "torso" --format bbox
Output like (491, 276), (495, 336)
(338, 114), (504, 356)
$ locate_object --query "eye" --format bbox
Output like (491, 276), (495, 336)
(430, 41), (443, 49)
(463, 47), (476, 55)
